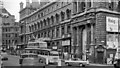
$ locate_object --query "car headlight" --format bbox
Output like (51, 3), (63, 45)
(114, 61), (117, 64)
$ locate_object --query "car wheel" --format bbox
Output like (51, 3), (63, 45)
(39, 59), (43, 63)
(114, 64), (116, 68)
(65, 62), (69, 66)
(79, 63), (83, 67)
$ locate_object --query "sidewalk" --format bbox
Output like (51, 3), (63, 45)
(89, 63), (114, 66)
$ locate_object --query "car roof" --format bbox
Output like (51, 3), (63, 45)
(21, 53), (38, 56)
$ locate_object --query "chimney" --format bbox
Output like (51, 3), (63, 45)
(31, 0), (39, 8)
(26, 0), (30, 7)
(20, 2), (24, 10)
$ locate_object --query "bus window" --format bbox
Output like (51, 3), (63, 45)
(30, 51), (32, 53)
(50, 51), (59, 56)
(50, 53), (59, 56)
(22, 55), (28, 58)
(29, 55), (37, 58)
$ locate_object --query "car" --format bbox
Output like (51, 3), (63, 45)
(64, 58), (89, 67)
(114, 59), (120, 68)
(19, 53), (44, 66)
(2, 57), (8, 61)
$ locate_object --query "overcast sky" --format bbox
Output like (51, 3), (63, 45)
(3, 0), (26, 22)
(3, 0), (55, 22)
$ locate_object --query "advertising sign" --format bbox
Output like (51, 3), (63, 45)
(106, 17), (118, 32)
(106, 34), (118, 49)
(62, 40), (70, 46)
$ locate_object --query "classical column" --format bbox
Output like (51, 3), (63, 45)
(54, 27), (57, 38)
(90, 22), (95, 63)
(71, 27), (76, 58)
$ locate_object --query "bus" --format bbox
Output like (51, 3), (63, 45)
(23, 48), (60, 65)
(37, 49), (60, 64)
(27, 41), (47, 48)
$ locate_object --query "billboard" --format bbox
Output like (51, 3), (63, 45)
(106, 34), (118, 49)
(106, 17), (118, 32)
(62, 40), (70, 46)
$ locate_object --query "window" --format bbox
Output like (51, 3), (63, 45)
(41, 33), (43, 37)
(66, 9), (71, 19)
(32, 25), (34, 31)
(35, 24), (37, 30)
(15, 34), (18, 37)
(61, 25), (65, 35)
(52, 29), (54, 38)
(61, 12), (65, 21)
(44, 19), (46, 26)
(56, 4), (59, 9)
(38, 34), (40, 38)
(38, 14), (40, 18)
(67, 25), (71, 34)
(51, 16), (54, 25)
(41, 13), (43, 17)
(118, 1), (120, 12)
(37, 22), (40, 29)
(15, 40), (17, 44)
(81, 2), (86, 12)
(108, 0), (114, 10)
(56, 27), (59, 37)
(87, 0), (91, 9)
(48, 9), (49, 13)
(41, 21), (43, 28)
(73, 1), (77, 13)
(44, 32), (46, 37)
(61, 2), (64, 7)
(48, 30), (50, 37)
(29, 26), (31, 32)
(56, 14), (59, 23)
(6, 40), (7, 44)
(9, 40), (10, 44)
(47, 18), (50, 25)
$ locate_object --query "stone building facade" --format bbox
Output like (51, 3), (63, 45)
(1, 8), (19, 50)
(19, 0), (72, 59)
(19, 0), (120, 63)
(72, 0), (120, 64)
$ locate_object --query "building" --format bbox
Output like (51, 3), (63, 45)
(19, 0), (72, 59)
(18, 0), (40, 51)
(19, 0), (120, 64)
(0, 8), (19, 51)
(72, 0), (120, 64)
(0, 1), (3, 50)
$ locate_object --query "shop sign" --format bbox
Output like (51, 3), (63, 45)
(106, 17), (118, 32)
(62, 40), (70, 46)
(106, 34), (118, 49)
(52, 46), (57, 49)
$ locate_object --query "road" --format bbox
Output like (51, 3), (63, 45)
(1, 53), (20, 66)
(1, 53), (114, 68)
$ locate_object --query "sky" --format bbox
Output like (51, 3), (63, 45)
(3, 0), (26, 22)
(3, 0), (54, 22)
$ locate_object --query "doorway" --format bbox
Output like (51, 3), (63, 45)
(97, 52), (104, 64)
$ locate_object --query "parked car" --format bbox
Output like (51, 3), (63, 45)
(64, 58), (89, 67)
(2, 57), (8, 61)
(114, 59), (120, 68)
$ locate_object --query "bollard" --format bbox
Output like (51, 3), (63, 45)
(46, 58), (48, 65)
(58, 59), (61, 66)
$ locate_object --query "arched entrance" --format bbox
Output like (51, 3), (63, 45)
(82, 28), (87, 60)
